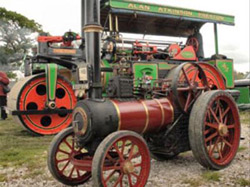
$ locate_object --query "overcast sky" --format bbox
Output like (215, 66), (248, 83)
(0, 0), (249, 73)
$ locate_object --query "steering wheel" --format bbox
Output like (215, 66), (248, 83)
(186, 37), (199, 52)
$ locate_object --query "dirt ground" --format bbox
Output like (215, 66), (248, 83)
(0, 114), (249, 187)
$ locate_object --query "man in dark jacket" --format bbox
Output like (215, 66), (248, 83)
(0, 71), (10, 120)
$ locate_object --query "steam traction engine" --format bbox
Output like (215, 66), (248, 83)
(47, 0), (240, 186)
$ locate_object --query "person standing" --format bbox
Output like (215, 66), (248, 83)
(0, 71), (10, 120)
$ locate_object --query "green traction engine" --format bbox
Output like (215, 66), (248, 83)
(46, 0), (241, 186)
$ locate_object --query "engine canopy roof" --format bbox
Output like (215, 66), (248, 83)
(101, 0), (235, 37)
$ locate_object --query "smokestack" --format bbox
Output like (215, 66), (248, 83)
(81, 0), (85, 42)
(83, 0), (103, 99)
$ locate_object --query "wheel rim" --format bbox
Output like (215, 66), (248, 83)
(187, 37), (199, 52)
(101, 135), (150, 187)
(173, 63), (209, 113)
(204, 95), (240, 166)
(53, 131), (91, 183)
(18, 76), (76, 135)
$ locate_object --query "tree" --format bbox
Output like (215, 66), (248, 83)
(0, 7), (43, 65)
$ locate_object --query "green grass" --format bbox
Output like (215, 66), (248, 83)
(0, 117), (53, 169)
(201, 171), (221, 182)
(237, 178), (250, 186)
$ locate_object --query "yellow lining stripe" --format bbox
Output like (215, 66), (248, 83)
(141, 100), (149, 134)
(111, 100), (121, 130)
(154, 99), (165, 127)
(165, 98), (174, 122)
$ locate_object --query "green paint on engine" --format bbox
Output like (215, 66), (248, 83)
(102, 59), (113, 90)
(235, 87), (250, 104)
(216, 60), (234, 88)
(181, 51), (195, 58)
(46, 64), (58, 101)
(133, 63), (158, 87)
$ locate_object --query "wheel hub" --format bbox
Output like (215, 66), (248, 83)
(123, 161), (134, 174)
(218, 123), (228, 136)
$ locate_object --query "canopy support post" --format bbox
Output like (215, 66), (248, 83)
(214, 23), (219, 55)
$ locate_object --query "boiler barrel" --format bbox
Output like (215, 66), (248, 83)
(111, 98), (174, 134)
(73, 98), (174, 142)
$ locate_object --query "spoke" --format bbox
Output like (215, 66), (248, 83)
(114, 173), (124, 187)
(209, 107), (220, 124)
(227, 124), (235, 129)
(57, 158), (69, 163)
(224, 115), (228, 125)
(103, 165), (121, 171)
(219, 103), (223, 123)
(192, 68), (199, 83)
(216, 143), (223, 159)
(76, 169), (80, 178)
(134, 163), (142, 168)
(128, 144), (135, 160)
(121, 140), (126, 155)
(205, 122), (218, 129)
(72, 137), (75, 150)
(130, 152), (141, 160)
(69, 167), (75, 178)
(184, 92), (192, 112)
(114, 144), (125, 162)
(222, 106), (230, 118)
(105, 170), (116, 183)
(63, 139), (73, 150)
(208, 139), (212, 153)
(131, 172), (139, 179)
(182, 68), (191, 86)
(204, 129), (211, 135)
(128, 174), (133, 186)
(58, 149), (70, 155)
(106, 152), (117, 163)
(207, 110), (212, 122)
(209, 137), (220, 156)
(60, 160), (70, 173)
(222, 137), (232, 148)
(205, 132), (218, 143)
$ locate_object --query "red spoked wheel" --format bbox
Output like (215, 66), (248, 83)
(17, 74), (77, 135)
(189, 90), (240, 170)
(48, 127), (91, 186)
(171, 62), (209, 113)
(92, 131), (151, 187)
(186, 37), (199, 52)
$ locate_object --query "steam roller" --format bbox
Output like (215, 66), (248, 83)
(8, 70), (77, 135)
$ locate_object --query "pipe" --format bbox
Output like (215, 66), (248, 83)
(83, 0), (103, 99)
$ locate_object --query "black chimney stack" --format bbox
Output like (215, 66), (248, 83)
(83, 0), (103, 99)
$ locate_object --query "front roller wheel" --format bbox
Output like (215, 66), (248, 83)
(189, 90), (240, 170)
(92, 131), (151, 187)
(47, 127), (91, 186)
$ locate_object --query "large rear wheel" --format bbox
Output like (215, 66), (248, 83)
(189, 90), (240, 170)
